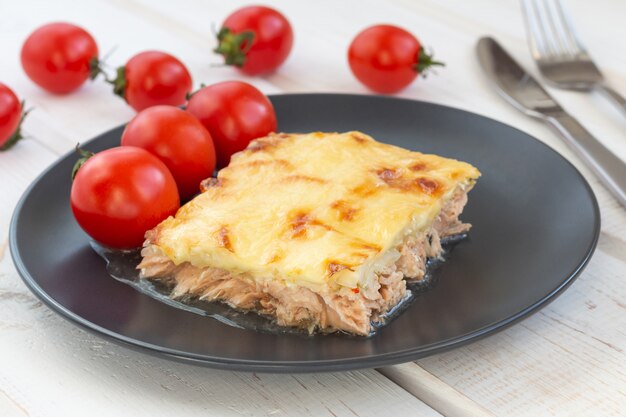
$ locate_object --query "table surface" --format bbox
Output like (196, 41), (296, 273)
(1, 0), (625, 416)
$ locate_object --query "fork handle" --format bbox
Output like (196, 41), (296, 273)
(545, 112), (626, 207)
(596, 84), (626, 115)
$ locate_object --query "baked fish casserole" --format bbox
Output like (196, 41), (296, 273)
(139, 131), (480, 335)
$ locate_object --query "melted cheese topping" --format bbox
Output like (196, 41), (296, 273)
(151, 132), (480, 291)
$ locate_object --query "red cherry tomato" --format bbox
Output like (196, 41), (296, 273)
(215, 6), (293, 75)
(121, 106), (216, 201)
(21, 22), (98, 94)
(348, 25), (443, 94)
(70, 146), (180, 249)
(186, 81), (277, 167)
(0, 84), (24, 150)
(112, 51), (192, 112)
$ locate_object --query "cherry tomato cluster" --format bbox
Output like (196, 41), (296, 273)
(20, 24), (194, 112)
(2, 5), (444, 248)
(71, 81), (277, 248)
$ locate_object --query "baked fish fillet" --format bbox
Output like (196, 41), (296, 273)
(139, 131), (480, 335)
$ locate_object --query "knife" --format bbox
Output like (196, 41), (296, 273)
(476, 36), (626, 208)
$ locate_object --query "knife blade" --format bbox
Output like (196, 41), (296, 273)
(476, 36), (626, 208)
(476, 36), (564, 118)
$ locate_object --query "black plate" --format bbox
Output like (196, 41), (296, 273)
(10, 94), (599, 372)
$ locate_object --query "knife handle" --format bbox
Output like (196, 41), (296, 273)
(545, 112), (626, 208)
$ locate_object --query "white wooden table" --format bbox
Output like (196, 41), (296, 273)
(1, 1), (624, 416)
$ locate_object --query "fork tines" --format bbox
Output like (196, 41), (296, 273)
(521, 0), (586, 60)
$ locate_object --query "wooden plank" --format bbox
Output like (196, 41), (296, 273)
(378, 363), (495, 417)
(0, 384), (28, 417)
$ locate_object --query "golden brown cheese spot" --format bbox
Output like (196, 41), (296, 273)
(416, 177), (440, 195)
(352, 242), (382, 252)
(288, 211), (334, 239)
(350, 132), (368, 143)
(248, 140), (272, 152)
(326, 261), (353, 276)
(449, 170), (462, 180)
(375, 167), (442, 196)
(290, 212), (310, 239)
(283, 175), (327, 184)
(409, 162), (428, 172)
(247, 135), (286, 153)
(348, 252), (374, 262)
(351, 181), (379, 198)
(216, 226), (234, 252)
(199, 177), (222, 192)
(247, 133), (292, 153)
(239, 159), (294, 170)
(330, 200), (359, 221)
(312, 132), (325, 138)
(265, 251), (285, 264)
(377, 168), (401, 182)
(312, 219), (334, 231)
(376, 167), (411, 190)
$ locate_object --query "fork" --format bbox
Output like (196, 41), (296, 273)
(521, 0), (626, 115)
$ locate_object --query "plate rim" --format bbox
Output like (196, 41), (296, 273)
(9, 93), (601, 372)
